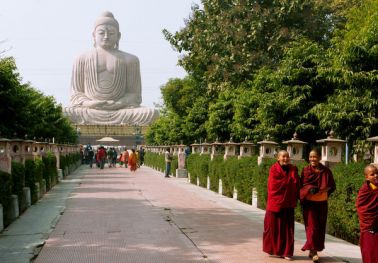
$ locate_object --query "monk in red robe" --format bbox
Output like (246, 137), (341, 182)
(299, 150), (336, 262)
(263, 150), (299, 261)
(356, 164), (378, 263)
(128, 149), (138, 172)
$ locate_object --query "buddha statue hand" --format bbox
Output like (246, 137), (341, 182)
(82, 100), (110, 109)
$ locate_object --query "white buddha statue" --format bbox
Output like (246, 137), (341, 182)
(64, 11), (159, 125)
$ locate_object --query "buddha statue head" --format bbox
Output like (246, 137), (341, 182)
(93, 11), (121, 50)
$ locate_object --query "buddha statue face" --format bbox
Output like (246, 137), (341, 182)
(93, 24), (120, 50)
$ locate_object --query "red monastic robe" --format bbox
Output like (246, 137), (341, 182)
(356, 181), (378, 263)
(300, 164), (336, 252)
(263, 162), (299, 257)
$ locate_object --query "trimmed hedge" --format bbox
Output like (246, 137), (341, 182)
(144, 152), (178, 175)
(11, 161), (25, 211)
(145, 152), (366, 245)
(60, 152), (81, 176)
(42, 153), (57, 191)
(0, 170), (12, 215)
(24, 158), (45, 204)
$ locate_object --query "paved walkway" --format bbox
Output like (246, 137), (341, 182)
(0, 165), (362, 263)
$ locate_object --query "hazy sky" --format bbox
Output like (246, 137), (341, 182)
(0, 0), (201, 107)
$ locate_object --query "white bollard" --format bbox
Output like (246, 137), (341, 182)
(57, 169), (63, 182)
(7, 195), (19, 222)
(252, 187), (258, 208)
(21, 187), (31, 212)
(233, 186), (238, 200)
(207, 176), (210, 190)
(218, 178), (223, 195)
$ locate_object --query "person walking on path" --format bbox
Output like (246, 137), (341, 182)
(87, 147), (95, 168)
(299, 150), (336, 262)
(128, 149), (138, 172)
(120, 148), (129, 168)
(97, 146), (107, 169)
(356, 164), (378, 263)
(164, 148), (173, 178)
(139, 147), (145, 166)
(263, 150), (299, 261)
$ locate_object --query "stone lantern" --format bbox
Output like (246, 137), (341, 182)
(239, 138), (256, 159)
(200, 140), (211, 155)
(224, 138), (239, 160)
(316, 131), (346, 167)
(282, 133), (308, 163)
(367, 136), (378, 166)
(191, 140), (201, 154)
(257, 138), (278, 165)
(172, 145), (179, 156)
(0, 138), (12, 174)
(35, 141), (47, 157)
(22, 139), (36, 162)
(211, 138), (224, 160)
(10, 138), (24, 164)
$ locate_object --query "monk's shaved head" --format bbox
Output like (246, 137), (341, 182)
(277, 150), (289, 157)
(364, 164), (378, 176)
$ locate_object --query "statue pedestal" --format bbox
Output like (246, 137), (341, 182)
(75, 124), (149, 147)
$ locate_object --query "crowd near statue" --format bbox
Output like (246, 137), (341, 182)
(64, 11), (159, 125)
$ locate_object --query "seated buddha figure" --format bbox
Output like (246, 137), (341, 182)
(64, 11), (158, 125)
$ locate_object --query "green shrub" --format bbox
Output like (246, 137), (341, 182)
(187, 154), (210, 186)
(11, 161), (25, 210)
(0, 170), (12, 219)
(34, 158), (44, 187)
(24, 160), (38, 204)
(42, 153), (57, 190)
(327, 162), (365, 245)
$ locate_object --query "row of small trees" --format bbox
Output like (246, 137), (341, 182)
(147, 0), (378, 157)
(0, 57), (77, 143)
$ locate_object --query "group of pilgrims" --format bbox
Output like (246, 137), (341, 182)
(263, 149), (378, 263)
(82, 144), (145, 172)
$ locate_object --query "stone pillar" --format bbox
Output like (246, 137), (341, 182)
(233, 186), (238, 200)
(252, 187), (258, 208)
(282, 133), (308, 164)
(257, 138), (278, 165)
(316, 131), (346, 168)
(20, 187), (31, 213)
(367, 136), (378, 166)
(176, 151), (188, 178)
(58, 169), (64, 182)
(0, 138), (12, 174)
(6, 195), (19, 224)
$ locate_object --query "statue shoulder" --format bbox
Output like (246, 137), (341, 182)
(74, 49), (96, 63)
(119, 51), (140, 65)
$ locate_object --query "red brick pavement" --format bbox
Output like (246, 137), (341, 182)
(34, 166), (348, 263)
